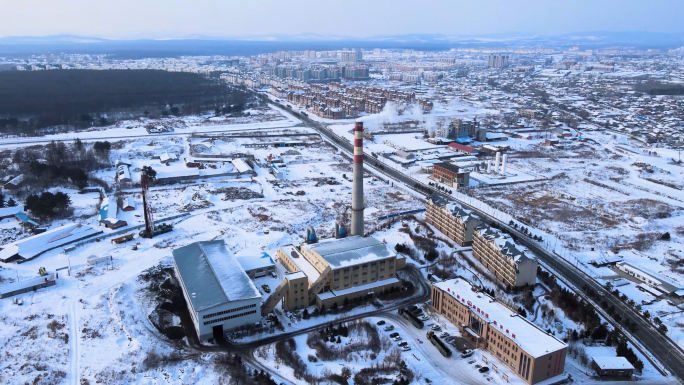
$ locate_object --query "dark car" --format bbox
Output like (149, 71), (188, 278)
(389, 332), (400, 338)
(377, 320), (386, 326)
(478, 366), (490, 373)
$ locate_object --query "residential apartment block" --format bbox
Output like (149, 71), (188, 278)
(473, 226), (538, 288)
(425, 194), (481, 246)
(431, 278), (567, 384)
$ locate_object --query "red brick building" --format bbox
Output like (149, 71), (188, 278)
(433, 162), (470, 188)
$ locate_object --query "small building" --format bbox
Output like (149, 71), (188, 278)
(447, 142), (476, 155)
(99, 196), (128, 229)
(237, 253), (277, 279)
(172, 240), (261, 341)
(433, 162), (470, 188)
(4, 174), (25, 190)
(0, 223), (102, 263)
(116, 165), (131, 184)
(591, 357), (634, 378)
(615, 261), (680, 295)
(0, 274), (56, 299)
(159, 152), (178, 164)
(122, 196), (135, 211)
(232, 158), (255, 176)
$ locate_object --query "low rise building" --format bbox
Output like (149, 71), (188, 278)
(433, 162), (470, 188)
(591, 357), (634, 378)
(425, 194), (481, 246)
(473, 226), (537, 288)
(431, 278), (567, 384)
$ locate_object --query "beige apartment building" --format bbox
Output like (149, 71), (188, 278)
(276, 236), (405, 310)
(426, 194), (481, 246)
(431, 278), (567, 384)
(473, 226), (538, 288)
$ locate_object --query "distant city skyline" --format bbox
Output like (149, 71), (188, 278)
(1, 0), (683, 40)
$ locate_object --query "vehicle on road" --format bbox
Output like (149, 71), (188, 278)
(427, 331), (452, 358)
(399, 307), (424, 329)
(478, 366), (490, 373)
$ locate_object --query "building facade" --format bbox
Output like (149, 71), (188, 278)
(276, 236), (405, 310)
(431, 278), (567, 384)
(433, 162), (470, 188)
(425, 194), (481, 246)
(473, 226), (538, 288)
(173, 241), (262, 341)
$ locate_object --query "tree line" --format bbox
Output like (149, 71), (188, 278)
(0, 69), (256, 133)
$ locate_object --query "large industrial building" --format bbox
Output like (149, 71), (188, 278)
(272, 236), (406, 311)
(473, 225), (538, 288)
(431, 278), (567, 384)
(425, 194), (481, 246)
(173, 240), (262, 341)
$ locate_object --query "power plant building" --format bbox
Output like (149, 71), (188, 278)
(275, 236), (405, 310)
(431, 278), (567, 384)
(173, 240), (262, 341)
(425, 194), (482, 246)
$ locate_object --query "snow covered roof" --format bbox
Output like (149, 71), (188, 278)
(0, 274), (55, 297)
(592, 356), (634, 370)
(172, 240), (260, 313)
(0, 223), (102, 262)
(236, 253), (275, 272)
(0, 206), (21, 218)
(317, 277), (400, 301)
(303, 236), (396, 269)
(231, 159), (253, 173)
(435, 278), (567, 358)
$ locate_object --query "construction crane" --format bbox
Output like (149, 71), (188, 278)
(138, 166), (172, 238)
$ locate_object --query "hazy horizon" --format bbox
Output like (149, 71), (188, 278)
(1, 0), (683, 40)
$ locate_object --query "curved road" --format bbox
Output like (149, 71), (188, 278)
(286, 105), (684, 381)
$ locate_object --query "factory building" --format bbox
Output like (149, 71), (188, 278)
(431, 278), (567, 384)
(425, 194), (481, 246)
(172, 240), (262, 341)
(274, 236), (405, 311)
(473, 226), (538, 288)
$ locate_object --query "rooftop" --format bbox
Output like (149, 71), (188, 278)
(236, 252), (275, 272)
(592, 356), (635, 370)
(303, 236), (395, 269)
(172, 240), (260, 313)
(0, 223), (102, 263)
(435, 278), (566, 358)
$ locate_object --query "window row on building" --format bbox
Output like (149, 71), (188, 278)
(202, 310), (258, 326)
(203, 303), (257, 320)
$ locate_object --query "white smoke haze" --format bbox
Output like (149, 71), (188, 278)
(358, 101), (440, 134)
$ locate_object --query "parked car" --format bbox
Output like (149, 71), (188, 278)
(270, 271), (277, 278)
(377, 320), (386, 326)
(461, 351), (474, 358)
(478, 366), (490, 373)
(439, 332), (449, 338)
(384, 325), (394, 332)
(398, 341), (408, 347)
(389, 332), (399, 338)
(401, 345), (411, 351)
(393, 336), (402, 341)
(419, 315), (430, 321)
(261, 284), (271, 293)
(431, 324), (441, 331)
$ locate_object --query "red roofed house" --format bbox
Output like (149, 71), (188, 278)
(447, 142), (476, 155)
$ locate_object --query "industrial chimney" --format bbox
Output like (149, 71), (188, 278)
(351, 121), (365, 236)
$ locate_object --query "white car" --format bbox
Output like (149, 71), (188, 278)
(419, 315), (430, 321)
(384, 325), (394, 332)
(393, 336), (402, 341)
(401, 345), (411, 351)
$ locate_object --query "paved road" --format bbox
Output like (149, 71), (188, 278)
(285, 105), (684, 382)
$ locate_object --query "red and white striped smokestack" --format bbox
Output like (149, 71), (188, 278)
(351, 121), (365, 236)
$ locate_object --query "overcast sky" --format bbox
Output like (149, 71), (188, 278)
(1, 0), (682, 39)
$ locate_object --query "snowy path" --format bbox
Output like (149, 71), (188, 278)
(69, 299), (80, 385)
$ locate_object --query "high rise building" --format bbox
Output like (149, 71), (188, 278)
(488, 54), (509, 68)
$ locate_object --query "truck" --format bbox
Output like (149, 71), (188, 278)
(426, 331), (452, 358)
(399, 307), (424, 329)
